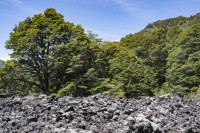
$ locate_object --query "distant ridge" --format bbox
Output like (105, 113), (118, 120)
(120, 12), (200, 97)
(141, 13), (200, 33)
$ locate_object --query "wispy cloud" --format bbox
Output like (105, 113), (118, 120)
(97, 0), (157, 22)
(3, 0), (23, 6)
(110, 0), (138, 12)
(2, 0), (39, 14)
(98, 0), (140, 13)
(12, 0), (23, 4)
(1, 13), (22, 21)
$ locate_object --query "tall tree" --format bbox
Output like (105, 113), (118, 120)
(6, 8), (89, 94)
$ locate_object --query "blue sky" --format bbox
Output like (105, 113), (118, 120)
(1, 0), (200, 60)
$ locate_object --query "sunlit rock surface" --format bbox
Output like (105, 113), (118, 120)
(0, 93), (200, 133)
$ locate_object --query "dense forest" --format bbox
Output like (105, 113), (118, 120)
(0, 8), (199, 98)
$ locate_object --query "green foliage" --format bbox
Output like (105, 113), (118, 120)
(166, 23), (200, 96)
(108, 48), (144, 97)
(5, 8), (90, 95)
(57, 82), (76, 96)
(2, 8), (200, 98)
(0, 60), (30, 94)
(120, 13), (200, 98)
(87, 31), (102, 44)
(166, 26), (182, 42)
(91, 45), (154, 98)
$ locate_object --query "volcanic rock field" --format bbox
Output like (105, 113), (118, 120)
(0, 93), (200, 133)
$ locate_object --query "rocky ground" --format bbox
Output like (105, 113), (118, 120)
(0, 93), (200, 133)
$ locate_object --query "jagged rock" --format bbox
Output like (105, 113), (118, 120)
(0, 93), (200, 132)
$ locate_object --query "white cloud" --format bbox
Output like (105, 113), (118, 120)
(12, 0), (23, 4)
(98, 0), (139, 13)
(3, 0), (23, 5)
(112, 0), (148, 14)
(111, 0), (138, 11)
(97, 0), (156, 22)
(2, 0), (40, 15)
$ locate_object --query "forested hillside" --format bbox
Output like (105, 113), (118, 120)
(120, 13), (200, 97)
(0, 8), (199, 98)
